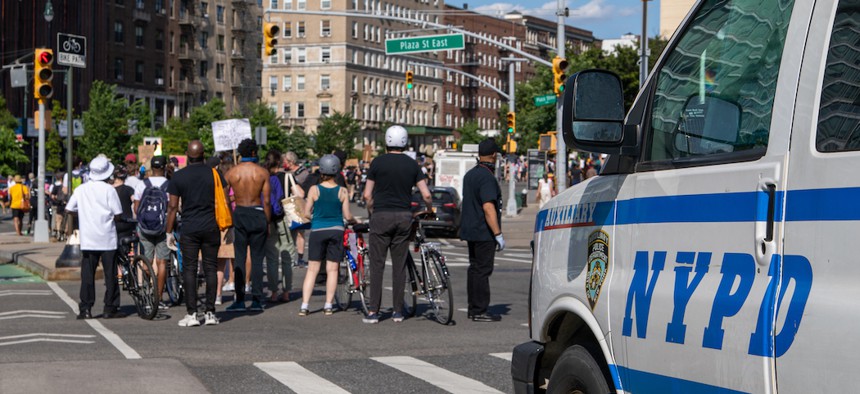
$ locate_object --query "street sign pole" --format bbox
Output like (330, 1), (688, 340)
(66, 68), (72, 183)
(57, 32), (86, 199)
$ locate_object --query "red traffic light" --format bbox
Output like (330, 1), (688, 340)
(38, 51), (53, 65)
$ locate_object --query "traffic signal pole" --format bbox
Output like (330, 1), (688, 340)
(505, 61), (517, 217)
(555, 0), (567, 193)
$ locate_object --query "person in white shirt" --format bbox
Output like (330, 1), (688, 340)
(65, 155), (125, 320)
(123, 153), (142, 190)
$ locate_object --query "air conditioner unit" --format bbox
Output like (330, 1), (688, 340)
(298, 33), (305, 38)
(322, 32), (331, 37)
(323, 86), (330, 91)
(285, 87), (291, 91)
(203, 13), (209, 18)
(155, 78), (164, 85)
(322, 59), (329, 63)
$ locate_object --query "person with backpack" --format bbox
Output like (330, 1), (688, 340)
(264, 150), (295, 303)
(133, 155), (171, 310)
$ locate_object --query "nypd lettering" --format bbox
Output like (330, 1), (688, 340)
(621, 250), (812, 357)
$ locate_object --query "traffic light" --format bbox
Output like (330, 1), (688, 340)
(506, 112), (516, 134)
(405, 70), (414, 90)
(552, 56), (568, 96)
(34, 48), (54, 101)
(263, 22), (280, 56)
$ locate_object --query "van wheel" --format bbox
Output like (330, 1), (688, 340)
(546, 345), (610, 394)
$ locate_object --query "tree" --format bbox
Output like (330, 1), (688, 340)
(314, 111), (360, 157)
(454, 120), (483, 149)
(188, 99), (227, 153)
(244, 101), (283, 156)
(283, 126), (314, 159)
(0, 95), (28, 175)
(79, 81), (131, 162)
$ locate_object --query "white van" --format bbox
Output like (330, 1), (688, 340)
(433, 149), (478, 200)
(512, 0), (860, 392)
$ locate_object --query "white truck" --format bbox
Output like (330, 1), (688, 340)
(513, 0), (860, 392)
(433, 149), (478, 200)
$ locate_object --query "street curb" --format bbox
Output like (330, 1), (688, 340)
(0, 248), (96, 282)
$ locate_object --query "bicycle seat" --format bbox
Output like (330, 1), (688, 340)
(119, 235), (138, 247)
(352, 223), (370, 233)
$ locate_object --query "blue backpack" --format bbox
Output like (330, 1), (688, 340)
(137, 179), (169, 237)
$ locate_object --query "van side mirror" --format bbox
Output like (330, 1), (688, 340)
(562, 69), (634, 155)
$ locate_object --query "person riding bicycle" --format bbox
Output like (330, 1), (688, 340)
(299, 154), (357, 316)
(362, 125), (433, 324)
(134, 155), (171, 311)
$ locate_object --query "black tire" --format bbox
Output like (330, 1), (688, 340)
(130, 256), (159, 320)
(403, 258), (418, 317)
(356, 260), (370, 315)
(334, 259), (352, 311)
(165, 252), (183, 306)
(546, 345), (611, 394)
(425, 252), (453, 325)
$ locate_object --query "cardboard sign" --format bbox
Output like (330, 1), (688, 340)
(170, 155), (187, 169)
(212, 119), (252, 152)
(137, 145), (156, 166)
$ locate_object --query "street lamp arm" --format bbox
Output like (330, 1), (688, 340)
(267, 10), (553, 67)
(409, 62), (509, 99)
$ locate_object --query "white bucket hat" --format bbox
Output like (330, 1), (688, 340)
(88, 156), (115, 181)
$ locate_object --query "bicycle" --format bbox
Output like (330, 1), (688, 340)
(334, 223), (370, 314)
(116, 232), (159, 320)
(403, 211), (454, 325)
(164, 230), (206, 308)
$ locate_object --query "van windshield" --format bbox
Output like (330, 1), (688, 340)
(645, 0), (796, 163)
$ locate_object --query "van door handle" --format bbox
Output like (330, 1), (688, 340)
(755, 182), (777, 266)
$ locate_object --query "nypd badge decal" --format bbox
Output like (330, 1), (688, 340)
(586, 230), (609, 310)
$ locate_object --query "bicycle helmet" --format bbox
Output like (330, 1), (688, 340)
(385, 125), (408, 149)
(319, 154), (341, 175)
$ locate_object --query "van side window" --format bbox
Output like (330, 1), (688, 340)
(816, 0), (860, 152)
(643, 0), (795, 166)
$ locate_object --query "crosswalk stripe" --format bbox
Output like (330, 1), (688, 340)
(490, 353), (513, 361)
(372, 356), (503, 393)
(255, 361), (350, 394)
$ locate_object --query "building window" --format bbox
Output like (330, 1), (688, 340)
(136, 0), (145, 9)
(298, 21), (305, 37)
(321, 0), (331, 9)
(217, 35), (225, 51)
(352, 76), (357, 92)
(199, 32), (208, 49)
(216, 5), (224, 22)
(135, 61), (144, 83)
(200, 2), (209, 16)
(155, 0), (164, 13)
(321, 20), (331, 36)
(283, 75), (292, 91)
(269, 75), (278, 91)
(155, 30), (164, 50)
(297, 0), (306, 10)
(297, 48), (306, 63)
(283, 49), (292, 63)
(297, 75), (305, 90)
(216, 63), (224, 81)
(199, 60), (208, 77)
(320, 74), (330, 90)
(114, 21), (124, 43)
(114, 58), (124, 80)
(321, 47), (331, 62)
(297, 102), (305, 117)
(270, 0), (278, 8)
(284, 22), (292, 37)
(285, 0), (292, 9)
(169, 32), (174, 52)
(155, 65), (164, 85)
(321, 102), (331, 116)
(283, 102), (291, 117)
(352, 22), (358, 38)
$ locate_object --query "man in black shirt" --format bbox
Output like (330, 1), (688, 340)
(362, 125), (433, 323)
(460, 139), (504, 322)
(166, 140), (224, 327)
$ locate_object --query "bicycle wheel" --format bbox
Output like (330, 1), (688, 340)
(403, 257), (418, 317)
(165, 252), (183, 306)
(131, 255), (158, 320)
(425, 251), (453, 325)
(356, 260), (370, 315)
(334, 259), (352, 311)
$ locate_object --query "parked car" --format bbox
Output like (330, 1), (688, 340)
(411, 186), (461, 236)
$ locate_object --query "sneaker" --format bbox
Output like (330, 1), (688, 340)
(392, 312), (404, 323)
(158, 302), (170, 311)
(204, 312), (219, 326)
(245, 284), (252, 293)
(298, 308), (309, 316)
(178, 313), (201, 327)
(215, 296), (222, 306)
(362, 312), (379, 324)
(249, 300), (265, 311)
(225, 302), (246, 312)
(324, 307), (334, 316)
(222, 282), (235, 292)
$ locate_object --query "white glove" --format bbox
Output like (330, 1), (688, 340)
(166, 233), (178, 251)
(495, 233), (505, 251)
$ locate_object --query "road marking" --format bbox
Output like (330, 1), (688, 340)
(0, 333), (96, 347)
(443, 251), (531, 264)
(521, 323), (529, 327)
(0, 290), (52, 297)
(0, 310), (67, 320)
(438, 238), (451, 246)
(458, 308), (468, 313)
(372, 356), (503, 393)
(505, 253), (533, 259)
(255, 361), (350, 394)
(47, 282), (142, 360)
(490, 353), (513, 361)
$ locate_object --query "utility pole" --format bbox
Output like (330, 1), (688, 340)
(555, 0), (567, 192)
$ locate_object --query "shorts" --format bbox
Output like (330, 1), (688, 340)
(308, 229), (344, 263)
(218, 228), (235, 259)
(10, 209), (24, 220)
(139, 233), (171, 261)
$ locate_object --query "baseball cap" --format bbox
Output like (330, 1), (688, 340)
(124, 153), (136, 163)
(151, 155), (167, 169)
(478, 139), (500, 156)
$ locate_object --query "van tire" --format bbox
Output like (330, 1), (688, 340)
(546, 345), (611, 394)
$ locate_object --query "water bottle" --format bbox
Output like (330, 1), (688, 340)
(346, 251), (357, 271)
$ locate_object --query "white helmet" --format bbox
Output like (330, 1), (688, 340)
(385, 125), (408, 149)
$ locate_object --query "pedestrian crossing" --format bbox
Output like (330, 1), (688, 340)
(250, 353), (513, 394)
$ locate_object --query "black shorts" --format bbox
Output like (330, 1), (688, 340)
(11, 209), (24, 219)
(308, 229), (344, 263)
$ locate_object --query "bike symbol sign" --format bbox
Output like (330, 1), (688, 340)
(57, 33), (86, 68)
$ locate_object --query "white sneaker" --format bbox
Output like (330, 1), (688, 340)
(215, 296), (222, 305)
(222, 282), (235, 292)
(245, 284), (251, 293)
(178, 313), (201, 327)
(204, 312), (219, 326)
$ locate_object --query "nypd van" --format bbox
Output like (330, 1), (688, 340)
(512, 0), (859, 392)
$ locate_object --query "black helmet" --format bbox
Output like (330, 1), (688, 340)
(319, 154), (341, 175)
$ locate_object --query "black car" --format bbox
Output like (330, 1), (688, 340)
(411, 186), (461, 236)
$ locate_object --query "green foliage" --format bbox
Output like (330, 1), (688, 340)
(79, 81), (131, 162)
(455, 120), (483, 149)
(0, 95), (28, 175)
(244, 102), (284, 156)
(157, 117), (192, 157)
(284, 127), (314, 159)
(314, 111), (359, 157)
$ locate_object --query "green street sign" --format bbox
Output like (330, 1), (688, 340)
(534, 94), (557, 107)
(385, 33), (465, 55)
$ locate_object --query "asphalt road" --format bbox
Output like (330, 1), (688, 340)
(0, 236), (532, 393)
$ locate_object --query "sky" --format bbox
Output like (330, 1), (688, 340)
(460, 0), (662, 40)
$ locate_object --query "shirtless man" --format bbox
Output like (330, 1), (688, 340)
(224, 138), (271, 312)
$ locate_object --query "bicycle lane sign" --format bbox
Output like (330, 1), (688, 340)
(57, 33), (86, 68)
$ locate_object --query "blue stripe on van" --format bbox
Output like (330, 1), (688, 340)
(613, 365), (749, 394)
(535, 187), (860, 232)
